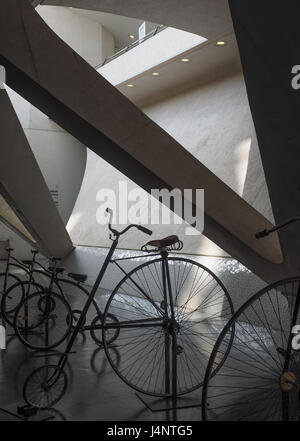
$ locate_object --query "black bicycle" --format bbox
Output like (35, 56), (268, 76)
(1, 254), (111, 351)
(202, 216), (300, 421)
(0, 247), (35, 312)
(0, 249), (67, 326)
(22, 208), (234, 408)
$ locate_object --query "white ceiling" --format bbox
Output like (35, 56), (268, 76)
(73, 8), (159, 50)
(114, 32), (242, 107)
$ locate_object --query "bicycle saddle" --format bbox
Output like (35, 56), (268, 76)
(68, 272), (87, 283)
(48, 266), (64, 275)
(143, 235), (182, 249)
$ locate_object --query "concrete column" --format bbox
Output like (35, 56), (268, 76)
(229, 0), (300, 281)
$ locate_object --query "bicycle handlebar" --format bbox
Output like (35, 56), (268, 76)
(137, 225), (152, 236)
(255, 216), (300, 239)
(106, 208), (152, 238)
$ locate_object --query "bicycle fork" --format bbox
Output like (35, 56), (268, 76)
(161, 251), (178, 402)
(54, 238), (119, 378)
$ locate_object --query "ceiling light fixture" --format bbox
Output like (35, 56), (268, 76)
(127, 84), (135, 88)
(181, 58), (190, 63)
(152, 72), (160, 76)
(129, 35), (135, 39)
(216, 41), (226, 46)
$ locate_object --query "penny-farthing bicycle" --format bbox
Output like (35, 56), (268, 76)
(23, 209), (234, 408)
(202, 216), (300, 421)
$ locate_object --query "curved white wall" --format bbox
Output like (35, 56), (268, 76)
(36, 5), (115, 66)
(5, 86), (87, 226)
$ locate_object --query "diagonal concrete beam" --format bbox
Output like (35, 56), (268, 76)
(34, 0), (233, 39)
(0, 193), (36, 245)
(228, 0), (300, 281)
(0, 0), (294, 282)
(0, 88), (73, 257)
(31, 0), (43, 6)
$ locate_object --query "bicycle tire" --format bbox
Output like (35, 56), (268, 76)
(23, 365), (67, 408)
(103, 257), (234, 397)
(90, 313), (120, 346)
(1, 281), (43, 326)
(0, 273), (23, 311)
(202, 276), (300, 421)
(14, 292), (73, 350)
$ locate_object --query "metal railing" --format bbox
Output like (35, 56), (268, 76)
(95, 25), (168, 69)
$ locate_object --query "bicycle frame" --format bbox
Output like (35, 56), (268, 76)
(1, 249), (31, 293)
(47, 246), (178, 399)
(257, 216), (300, 420)
(46, 235), (119, 387)
(45, 210), (154, 387)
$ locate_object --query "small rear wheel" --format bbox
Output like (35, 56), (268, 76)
(23, 365), (67, 408)
(14, 292), (72, 350)
(90, 313), (120, 346)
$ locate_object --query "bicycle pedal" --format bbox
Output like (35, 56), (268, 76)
(17, 405), (37, 417)
(176, 345), (183, 355)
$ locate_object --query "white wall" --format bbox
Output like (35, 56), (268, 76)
(5, 86), (87, 226)
(67, 67), (272, 257)
(0, 86), (87, 258)
(143, 71), (273, 223)
(0, 222), (32, 260)
(37, 5), (115, 66)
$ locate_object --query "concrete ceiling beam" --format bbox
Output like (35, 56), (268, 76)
(229, 0), (300, 282)
(0, 88), (73, 257)
(33, 0), (233, 39)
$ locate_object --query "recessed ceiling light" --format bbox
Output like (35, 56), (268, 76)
(181, 58), (190, 63)
(216, 41), (226, 46)
(127, 84), (135, 88)
(152, 72), (160, 76)
(129, 35), (135, 39)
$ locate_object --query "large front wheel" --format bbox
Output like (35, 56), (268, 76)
(202, 277), (300, 421)
(103, 257), (234, 397)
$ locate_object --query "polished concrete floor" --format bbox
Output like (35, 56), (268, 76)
(0, 329), (203, 421)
